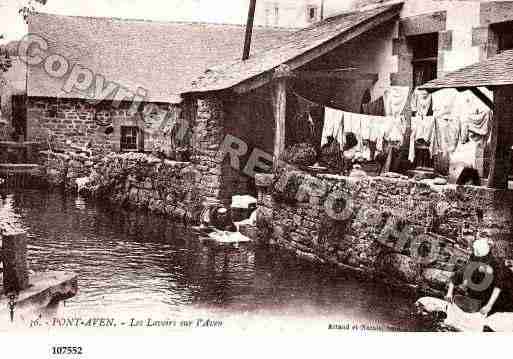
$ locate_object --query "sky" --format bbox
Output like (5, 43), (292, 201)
(0, 0), (248, 43)
(0, 0), (356, 44)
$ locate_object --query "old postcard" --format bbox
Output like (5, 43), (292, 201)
(1, 0), (513, 355)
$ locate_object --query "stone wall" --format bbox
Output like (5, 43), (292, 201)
(188, 96), (226, 204)
(81, 152), (205, 221)
(39, 151), (95, 190)
(188, 95), (259, 205)
(26, 97), (180, 154)
(34, 96), (230, 219)
(256, 169), (513, 292)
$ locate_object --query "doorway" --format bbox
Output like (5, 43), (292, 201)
(12, 95), (27, 141)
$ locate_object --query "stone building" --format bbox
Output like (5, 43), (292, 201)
(182, 0), (513, 198)
(176, 0), (513, 283)
(22, 12), (292, 152)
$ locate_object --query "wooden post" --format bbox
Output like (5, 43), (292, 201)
(489, 86), (512, 189)
(272, 65), (290, 170)
(2, 227), (29, 293)
(487, 110), (498, 188)
(242, 0), (257, 61)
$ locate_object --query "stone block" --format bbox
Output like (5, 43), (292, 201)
(376, 253), (421, 284)
(422, 268), (452, 291)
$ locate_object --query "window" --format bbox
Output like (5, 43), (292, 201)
(120, 126), (139, 151)
(493, 21), (513, 53)
(409, 33), (438, 87)
(307, 5), (318, 23)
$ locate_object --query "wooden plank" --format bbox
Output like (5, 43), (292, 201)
(294, 69), (379, 83)
(469, 87), (494, 110)
(0, 271), (78, 312)
(234, 72), (274, 95)
(272, 77), (287, 170)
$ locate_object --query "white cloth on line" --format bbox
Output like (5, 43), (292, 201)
(385, 86), (410, 117)
(321, 107), (344, 147)
(409, 116), (435, 162)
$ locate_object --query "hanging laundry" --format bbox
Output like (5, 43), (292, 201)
(432, 89), (458, 119)
(431, 115), (462, 155)
(362, 96), (385, 116)
(360, 89), (372, 113)
(411, 89), (433, 116)
(461, 110), (491, 143)
(409, 116), (435, 162)
(384, 115), (405, 143)
(342, 112), (387, 161)
(342, 111), (359, 134)
(384, 86), (410, 117)
(321, 107), (344, 147)
(452, 89), (491, 124)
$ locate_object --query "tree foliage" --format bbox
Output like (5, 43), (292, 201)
(19, 0), (48, 23)
(1, 0), (48, 72)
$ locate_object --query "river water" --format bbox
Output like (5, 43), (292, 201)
(1, 190), (424, 332)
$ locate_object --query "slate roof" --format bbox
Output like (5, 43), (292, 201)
(183, 3), (403, 95)
(420, 49), (513, 90)
(27, 13), (293, 103)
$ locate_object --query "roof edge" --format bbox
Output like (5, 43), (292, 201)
(182, 2), (404, 96)
(28, 11), (296, 32)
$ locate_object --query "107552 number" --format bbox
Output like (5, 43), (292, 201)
(51, 346), (83, 355)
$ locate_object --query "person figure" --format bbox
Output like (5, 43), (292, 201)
(341, 132), (359, 175)
(211, 207), (237, 232)
(349, 157), (367, 178)
(319, 135), (342, 172)
(445, 238), (513, 316)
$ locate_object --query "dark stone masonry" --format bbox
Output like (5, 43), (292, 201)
(256, 169), (513, 293)
(36, 97), (232, 219)
(32, 94), (513, 296)
(26, 97), (180, 153)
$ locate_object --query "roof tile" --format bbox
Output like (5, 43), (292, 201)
(184, 3), (403, 94)
(27, 13), (293, 103)
(421, 49), (513, 90)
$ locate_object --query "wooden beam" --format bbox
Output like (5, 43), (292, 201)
(232, 4), (401, 94)
(469, 87), (494, 110)
(294, 69), (379, 83)
(489, 86), (512, 189)
(286, 7), (401, 71)
(487, 107), (498, 188)
(272, 75), (287, 170)
(234, 72), (274, 94)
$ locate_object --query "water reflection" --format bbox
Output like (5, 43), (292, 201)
(1, 190), (420, 331)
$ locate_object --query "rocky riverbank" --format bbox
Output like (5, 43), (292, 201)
(39, 151), (207, 221)
(255, 169), (513, 294)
